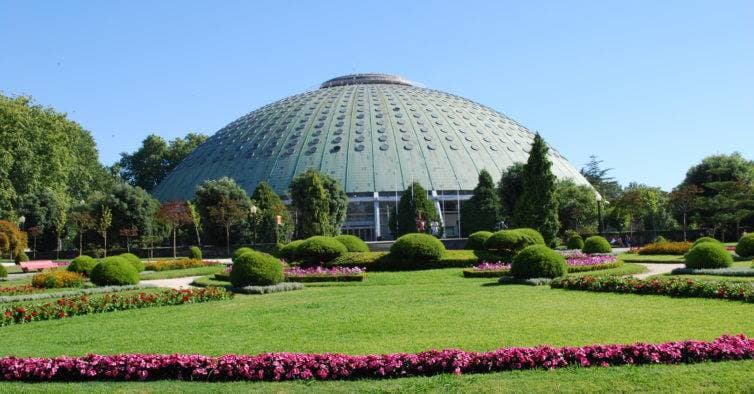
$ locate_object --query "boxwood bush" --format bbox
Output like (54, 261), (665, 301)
(90, 256), (140, 286)
(334, 235), (369, 252)
(232, 247), (255, 264)
(67, 255), (98, 276)
(466, 231), (493, 250)
(566, 234), (584, 250)
(582, 236), (612, 254)
(510, 245), (567, 279)
(735, 234), (754, 258)
(230, 250), (284, 287)
(297, 236), (348, 265)
(685, 242), (733, 269)
(189, 246), (202, 260)
(0, 264), (6, 278)
(484, 230), (536, 253)
(279, 240), (304, 262)
(692, 236), (720, 247)
(118, 253), (144, 272)
(516, 228), (546, 246)
(389, 233), (445, 262)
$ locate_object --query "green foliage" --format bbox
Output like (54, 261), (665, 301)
(334, 235), (369, 252)
(189, 246), (202, 260)
(735, 234), (754, 258)
(297, 236), (348, 265)
(579, 155), (623, 202)
(566, 234), (584, 250)
(653, 235), (668, 243)
(67, 255), (98, 276)
(289, 170), (347, 238)
(460, 170), (501, 235)
(118, 253), (144, 272)
(484, 229), (540, 253)
(466, 231), (493, 250)
(389, 233), (445, 262)
(556, 180), (598, 234)
(0, 264), (6, 278)
(390, 182), (441, 237)
(582, 236), (612, 254)
(279, 240), (304, 262)
(497, 163), (525, 220)
(685, 242), (733, 269)
(229, 250), (283, 287)
(193, 177), (250, 246)
(693, 236), (721, 247)
(512, 134), (560, 245)
(510, 245), (567, 279)
(17, 188), (69, 252)
(250, 182), (292, 244)
(90, 256), (140, 286)
(0, 220), (27, 257)
(516, 228), (546, 245)
(89, 183), (162, 249)
(118, 133), (207, 192)
(32, 270), (84, 288)
(232, 247), (254, 264)
(611, 183), (678, 236)
(14, 251), (29, 264)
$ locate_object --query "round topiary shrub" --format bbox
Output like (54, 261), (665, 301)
(297, 236), (348, 265)
(692, 236), (720, 247)
(484, 230), (536, 252)
(118, 253), (144, 272)
(68, 255), (98, 276)
(279, 240), (303, 262)
(389, 233), (445, 262)
(736, 234), (754, 258)
(685, 242), (733, 269)
(516, 228), (546, 246)
(232, 247), (254, 264)
(510, 245), (567, 279)
(14, 251), (29, 264)
(189, 246), (202, 260)
(466, 231), (493, 250)
(229, 250), (284, 287)
(566, 234), (584, 250)
(0, 264), (7, 278)
(334, 235), (369, 252)
(90, 256), (140, 286)
(582, 236), (612, 254)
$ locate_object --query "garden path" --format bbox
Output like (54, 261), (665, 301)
(141, 276), (202, 289)
(632, 263), (684, 280)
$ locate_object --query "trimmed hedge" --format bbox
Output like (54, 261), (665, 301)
(466, 231), (493, 250)
(692, 236), (721, 247)
(232, 247), (255, 264)
(68, 255), (98, 276)
(510, 245), (567, 279)
(516, 228), (546, 246)
(31, 270), (84, 289)
(90, 256), (140, 286)
(735, 234), (754, 258)
(297, 236), (348, 265)
(230, 251), (283, 287)
(334, 235), (369, 252)
(118, 253), (145, 272)
(0, 265), (6, 278)
(685, 242), (733, 269)
(389, 233), (445, 262)
(566, 234), (584, 250)
(484, 229), (539, 252)
(582, 236), (611, 254)
(279, 240), (304, 262)
(189, 246), (202, 260)
(638, 242), (692, 255)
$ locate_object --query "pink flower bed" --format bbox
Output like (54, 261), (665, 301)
(565, 254), (617, 267)
(284, 266), (364, 277)
(471, 262), (511, 272)
(0, 335), (751, 382)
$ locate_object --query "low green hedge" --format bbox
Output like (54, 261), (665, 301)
(286, 274), (364, 283)
(465, 231), (493, 250)
(334, 235), (369, 252)
(566, 260), (623, 273)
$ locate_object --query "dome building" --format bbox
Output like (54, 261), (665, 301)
(153, 73), (591, 240)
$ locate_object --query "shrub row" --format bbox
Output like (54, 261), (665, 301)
(484, 228), (544, 252)
(284, 266), (365, 282)
(0, 284), (155, 304)
(551, 276), (754, 303)
(685, 242), (733, 269)
(0, 335), (750, 382)
(234, 282), (304, 295)
(565, 260), (623, 273)
(671, 267), (754, 277)
(144, 259), (218, 272)
(0, 287), (232, 327)
(637, 242), (692, 255)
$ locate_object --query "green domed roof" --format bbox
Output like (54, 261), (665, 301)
(153, 73), (590, 200)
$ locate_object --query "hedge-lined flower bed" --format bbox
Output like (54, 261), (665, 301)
(0, 335), (751, 382)
(0, 284), (155, 304)
(0, 285), (37, 296)
(638, 242), (692, 255)
(670, 267), (754, 277)
(564, 254), (623, 273)
(0, 287), (232, 327)
(144, 259), (221, 272)
(285, 266), (365, 282)
(462, 262), (511, 278)
(551, 276), (754, 303)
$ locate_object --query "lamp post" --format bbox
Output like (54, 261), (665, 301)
(18, 215), (25, 230)
(249, 204), (258, 244)
(275, 215), (282, 244)
(596, 193), (604, 235)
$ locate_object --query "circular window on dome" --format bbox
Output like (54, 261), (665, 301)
(307, 146), (317, 154)
(379, 143), (389, 151)
(465, 136), (473, 142)
(355, 136), (365, 143)
(376, 120), (384, 125)
(483, 137), (491, 142)
(356, 113), (364, 119)
(450, 144), (459, 150)
(397, 120), (405, 125)
(330, 146), (341, 153)
(378, 135), (387, 142)
(490, 145), (498, 151)
(377, 127), (385, 133)
(427, 144), (437, 150)
(356, 121), (364, 126)
(445, 136), (454, 141)
(334, 129), (343, 135)
(355, 129), (363, 134)
(507, 146), (516, 152)
(404, 144), (414, 150)
(471, 144), (479, 150)
(375, 113), (383, 118)
(401, 135), (410, 141)
(332, 136), (342, 143)
(355, 144), (365, 152)
(423, 135), (432, 141)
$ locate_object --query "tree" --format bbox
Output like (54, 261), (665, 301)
(0, 220), (27, 260)
(390, 182), (441, 237)
(118, 227), (138, 252)
(96, 206), (112, 257)
(460, 170), (501, 235)
(193, 177), (250, 246)
(497, 163), (525, 221)
(88, 183), (162, 250)
(250, 182), (292, 244)
(207, 195), (247, 256)
(68, 204), (93, 256)
(187, 201), (202, 246)
(512, 134), (560, 245)
(580, 155), (622, 202)
(289, 170), (348, 238)
(118, 133), (207, 191)
(556, 180), (598, 234)
(156, 201), (193, 258)
(669, 184), (702, 241)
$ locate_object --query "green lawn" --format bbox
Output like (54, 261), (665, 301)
(619, 254), (685, 263)
(139, 265), (225, 280)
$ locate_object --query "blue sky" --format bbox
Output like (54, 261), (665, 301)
(2, 0), (752, 191)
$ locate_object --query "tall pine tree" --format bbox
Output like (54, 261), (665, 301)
(389, 182), (441, 237)
(512, 133), (560, 245)
(460, 169), (502, 235)
(250, 182), (292, 243)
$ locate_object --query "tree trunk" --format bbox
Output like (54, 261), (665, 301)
(103, 233), (108, 257)
(172, 227), (177, 259)
(79, 228), (83, 256)
(225, 225), (230, 257)
(34, 236), (38, 260)
(682, 211), (687, 241)
(194, 226), (201, 247)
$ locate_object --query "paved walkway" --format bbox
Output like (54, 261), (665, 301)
(141, 276), (203, 289)
(632, 263), (685, 280)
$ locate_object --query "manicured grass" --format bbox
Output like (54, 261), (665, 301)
(655, 261), (754, 283)
(1, 360), (752, 392)
(566, 262), (646, 277)
(139, 265), (224, 280)
(619, 254), (684, 263)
